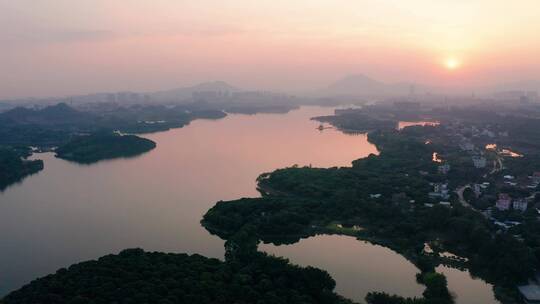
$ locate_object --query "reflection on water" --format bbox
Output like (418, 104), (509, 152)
(0, 106), (377, 295)
(500, 148), (524, 158)
(261, 235), (425, 302)
(0, 106), (498, 303)
(486, 144), (523, 158)
(437, 266), (498, 304)
(398, 121), (440, 130)
(263, 236), (500, 304)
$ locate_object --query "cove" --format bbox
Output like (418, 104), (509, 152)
(0, 106), (376, 295)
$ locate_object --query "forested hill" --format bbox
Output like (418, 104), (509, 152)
(55, 133), (156, 164)
(0, 147), (43, 191)
(2, 249), (354, 304)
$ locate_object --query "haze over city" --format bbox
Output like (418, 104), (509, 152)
(1, 0), (540, 99)
(3, 2), (540, 304)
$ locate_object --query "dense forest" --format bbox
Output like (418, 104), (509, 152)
(2, 249), (353, 304)
(4, 103), (540, 303)
(224, 104), (298, 115)
(0, 101), (295, 190)
(55, 133), (156, 164)
(0, 147), (43, 191)
(0, 101), (300, 148)
(203, 126), (537, 303)
(312, 112), (397, 133)
(0, 103), (227, 147)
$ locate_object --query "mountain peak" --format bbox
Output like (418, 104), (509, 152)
(323, 74), (412, 96)
(338, 74), (381, 84)
(326, 74), (385, 95)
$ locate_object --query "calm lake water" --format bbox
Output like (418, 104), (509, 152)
(0, 106), (496, 303)
(262, 235), (498, 303)
(261, 235), (425, 300)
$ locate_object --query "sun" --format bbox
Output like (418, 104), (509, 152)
(444, 57), (461, 70)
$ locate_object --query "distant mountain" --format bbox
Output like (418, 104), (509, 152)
(323, 74), (540, 98)
(0, 103), (94, 125)
(323, 74), (415, 97)
(483, 80), (540, 95)
(150, 81), (240, 102)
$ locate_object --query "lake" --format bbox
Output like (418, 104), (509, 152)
(262, 235), (498, 303)
(0, 106), (496, 303)
(261, 235), (425, 300)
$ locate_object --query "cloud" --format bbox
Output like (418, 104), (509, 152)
(0, 25), (246, 48)
(0, 29), (116, 46)
(48, 30), (116, 42)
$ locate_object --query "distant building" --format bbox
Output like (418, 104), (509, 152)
(106, 93), (116, 103)
(493, 90), (538, 104)
(513, 199), (528, 212)
(532, 172), (540, 184)
(429, 183), (450, 200)
(472, 156), (487, 168)
(527, 91), (539, 102)
(438, 164), (451, 174)
(117, 92), (129, 103)
(393, 101), (421, 111)
(460, 141), (475, 151)
(496, 193), (512, 211)
(473, 184), (482, 197)
(129, 93), (141, 103)
(192, 91), (230, 102)
(392, 192), (408, 204)
(481, 129), (495, 138)
(231, 91), (292, 103)
(409, 84), (416, 96)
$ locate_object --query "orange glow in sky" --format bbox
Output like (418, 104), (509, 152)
(0, 0), (539, 98)
(445, 58), (461, 70)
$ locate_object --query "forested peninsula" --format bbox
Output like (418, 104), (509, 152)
(55, 133), (156, 164)
(0, 147), (43, 191)
(2, 249), (352, 304)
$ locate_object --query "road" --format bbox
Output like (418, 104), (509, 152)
(456, 185), (472, 208)
(489, 155), (504, 175)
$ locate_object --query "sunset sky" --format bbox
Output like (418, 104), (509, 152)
(1, 0), (539, 99)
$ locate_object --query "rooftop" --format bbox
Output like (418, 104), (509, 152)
(519, 285), (540, 301)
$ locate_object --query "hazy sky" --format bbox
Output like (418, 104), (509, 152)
(1, 0), (539, 99)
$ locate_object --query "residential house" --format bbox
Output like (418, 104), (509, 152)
(532, 172), (540, 184)
(460, 141), (475, 151)
(513, 199), (528, 212)
(496, 193), (512, 211)
(429, 183), (450, 200)
(473, 184), (482, 197)
(472, 156), (487, 168)
(438, 164), (451, 174)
